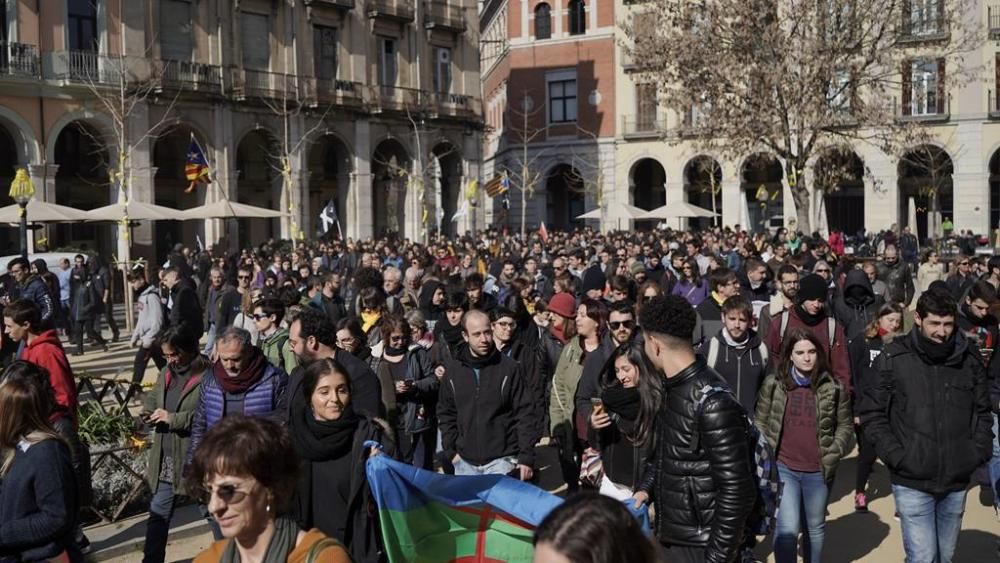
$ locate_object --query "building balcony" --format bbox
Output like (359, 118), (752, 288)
(988, 90), (1000, 119)
(421, 91), (477, 118)
(369, 85), (422, 113)
(303, 0), (355, 8)
(45, 49), (122, 84)
(896, 94), (950, 123)
(0, 42), (40, 78)
(153, 60), (223, 94)
(424, 1), (466, 33)
(621, 116), (669, 139)
(301, 77), (364, 108)
(896, 17), (950, 44)
(990, 6), (1000, 39)
(230, 67), (299, 100)
(366, 0), (415, 22)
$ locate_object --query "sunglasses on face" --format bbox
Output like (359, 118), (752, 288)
(238, 275), (251, 280)
(609, 320), (634, 330)
(200, 483), (250, 505)
(815, 268), (831, 274)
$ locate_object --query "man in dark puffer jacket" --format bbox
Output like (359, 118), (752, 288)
(832, 269), (884, 342)
(637, 295), (755, 563)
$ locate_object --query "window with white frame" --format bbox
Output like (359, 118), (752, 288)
(547, 71), (578, 124)
(910, 0), (940, 35)
(378, 36), (397, 88)
(160, 0), (193, 62)
(568, 0), (586, 36)
(828, 69), (851, 113)
(433, 46), (451, 94)
(911, 59), (938, 115)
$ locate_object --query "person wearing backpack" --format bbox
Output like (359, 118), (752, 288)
(698, 295), (768, 415)
(635, 295), (755, 563)
(764, 273), (852, 395)
(755, 328), (854, 563)
(252, 298), (298, 375)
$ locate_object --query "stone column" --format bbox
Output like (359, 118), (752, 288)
(353, 120), (373, 239)
(860, 145), (898, 233)
(29, 164), (57, 250)
(721, 180), (742, 230)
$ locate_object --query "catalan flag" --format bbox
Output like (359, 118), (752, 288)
(184, 135), (211, 193)
(484, 172), (509, 198)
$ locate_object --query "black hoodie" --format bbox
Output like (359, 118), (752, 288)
(698, 329), (768, 414)
(832, 269), (884, 341)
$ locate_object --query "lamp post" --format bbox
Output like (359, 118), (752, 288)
(8, 168), (36, 260)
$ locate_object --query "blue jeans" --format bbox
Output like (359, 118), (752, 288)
(453, 455), (517, 476)
(774, 463), (828, 563)
(203, 323), (217, 357)
(143, 481), (177, 563)
(989, 414), (1000, 509)
(892, 485), (967, 563)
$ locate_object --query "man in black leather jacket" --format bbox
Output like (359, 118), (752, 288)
(636, 295), (756, 563)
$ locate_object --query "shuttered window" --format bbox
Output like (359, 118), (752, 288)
(314, 25), (337, 79)
(241, 12), (270, 70)
(160, 0), (192, 61)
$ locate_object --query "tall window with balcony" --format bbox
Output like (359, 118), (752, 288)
(68, 0), (98, 51)
(827, 69), (851, 115)
(902, 58), (945, 116)
(636, 83), (657, 132)
(548, 73), (577, 124)
(535, 3), (551, 40)
(241, 12), (270, 70)
(160, 0), (192, 62)
(314, 25), (338, 80)
(434, 47), (451, 94)
(569, 0), (586, 36)
(905, 0), (943, 36)
(378, 36), (398, 96)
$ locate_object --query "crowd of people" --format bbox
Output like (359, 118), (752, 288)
(0, 223), (995, 563)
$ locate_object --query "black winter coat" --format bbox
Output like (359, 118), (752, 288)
(637, 359), (755, 561)
(698, 331), (768, 415)
(832, 270), (884, 341)
(168, 280), (204, 340)
(438, 346), (537, 467)
(860, 330), (994, 494)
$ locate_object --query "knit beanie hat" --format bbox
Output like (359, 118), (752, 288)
(797, 273), (828, 303)
(630, 261), (647, 276)
(581, 265), (606, 294)
(547, 293), (577, 319)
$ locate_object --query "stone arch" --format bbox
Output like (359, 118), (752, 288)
(740, 152), (784, 231)
(45, 109), (116, 165)
(307, 133), (354, 239)
(545, 163), (585, 230)
(152, 124), (210, 262)
(236, 128), (281, 243)
(898, 145), (953, 241)
(814, 147), (865, 236)
(53, 120), (112, 255)
(0, 106), (41, 165)
(684, 155), (723, 231)
(372, 138), (410, 237)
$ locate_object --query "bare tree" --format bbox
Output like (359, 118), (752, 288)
(625, 0), (983, 233)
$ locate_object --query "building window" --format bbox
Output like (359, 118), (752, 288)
(160, 0), (192, 61)
(314, 25), (337, 80)
(828, 69), (851, 113)
(636, 83), (657, 130)
(568, 0), (586, 36)
(548, 73), (577, 123)
(67, 0), (98, 51)
(241, 12), (270, 70)
(535, 3), (551, 40)
(910, 59), (943, 115)
(909, 0), (941, 35)
(378, 36), (397, 88)
(434, 47), (451, 94)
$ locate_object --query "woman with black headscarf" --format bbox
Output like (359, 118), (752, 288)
(417, 280), (446, 328)
(288, 358), (394, 563)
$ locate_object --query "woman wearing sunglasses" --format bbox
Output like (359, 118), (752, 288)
(190, 415), (351, 563)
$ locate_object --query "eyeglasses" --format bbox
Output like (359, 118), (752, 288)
(389, 335), (407, 343)
(200, 483), (251, 505)
(609, 320), (635, 330)
(959, 261), (970, 266)
(815, 269), (832, 274)
(337, 337), (356, 346)
(252, 313), (269, 321)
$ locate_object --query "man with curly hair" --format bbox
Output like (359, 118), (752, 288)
(635, 294), (756, 563)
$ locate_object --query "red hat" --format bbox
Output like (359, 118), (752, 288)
(547, 293), (577, 319)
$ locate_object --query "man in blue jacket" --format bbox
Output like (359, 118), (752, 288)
(7, 257), (54, 330)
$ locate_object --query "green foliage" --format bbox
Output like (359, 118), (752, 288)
(77, 402), (136, 447)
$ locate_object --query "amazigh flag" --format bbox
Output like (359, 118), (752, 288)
(184, 135), (211, 193)
(366, 454), (561, 562)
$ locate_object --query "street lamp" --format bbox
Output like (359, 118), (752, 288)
(8, 168), (36, 260)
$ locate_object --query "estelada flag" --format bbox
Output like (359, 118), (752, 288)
(539, 221), (549, 245)
(484, 171), (509, 198)
(184, 135), (211, 193)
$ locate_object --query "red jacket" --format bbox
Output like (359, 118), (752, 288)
(764, 307), (852, 396)
(20, 329), (78, 417)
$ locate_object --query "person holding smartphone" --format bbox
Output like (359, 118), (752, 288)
(368, 314), (437, 469)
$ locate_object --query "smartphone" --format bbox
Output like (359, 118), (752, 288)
(404, 378), (415, 387)
(590, 397), (604, 414)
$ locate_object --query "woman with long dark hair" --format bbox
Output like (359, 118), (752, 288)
(588, 342), (660, 499)
(550, 298), (608, 492)
(0, 367), (81, 561)
(670, 257), (708, 307)
(287, 359), (393, 562)
(847, 302), (903, 512)
(533, 493), (656, 563)
(755, 328), (854, 563)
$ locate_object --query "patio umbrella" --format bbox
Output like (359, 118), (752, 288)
(0, 199), (90, 223)
(181, 199), (288, 220)
(85, 200), (187, 222)
(637, 202), (719, 221)
(576, 203), (651, 221)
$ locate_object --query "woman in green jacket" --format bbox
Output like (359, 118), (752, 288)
(140, 325), (210, 563)
(755, 327), (853, 563)
(549, 298), (607, 492)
